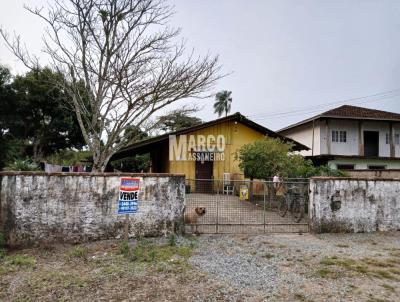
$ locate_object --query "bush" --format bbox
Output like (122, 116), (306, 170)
(4, 158), (40, 171)
(167, 233), (177, 247)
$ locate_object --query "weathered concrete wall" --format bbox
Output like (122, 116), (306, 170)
(309, 177), (400, 233)
(346, 169), (400, 179)
(0, 172), (185, 247)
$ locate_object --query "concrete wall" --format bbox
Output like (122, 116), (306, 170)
(346, 170), (400, 179)
(0, 172), (185, 247)
(328, 158), (400, 170)
(309, 177), (400, 233)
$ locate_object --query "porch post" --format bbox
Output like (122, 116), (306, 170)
(358, 121), (364, 156)
(326, 119), (331, 155)
(389, 122), (395, 158)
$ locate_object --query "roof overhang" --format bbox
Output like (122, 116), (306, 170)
(278, 115), (400, 133)
(112, 112), (309, 161)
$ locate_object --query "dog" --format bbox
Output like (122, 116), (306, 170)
(185, 207), (206, 235)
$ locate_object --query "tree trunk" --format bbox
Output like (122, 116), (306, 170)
(91, 150), (114, 173)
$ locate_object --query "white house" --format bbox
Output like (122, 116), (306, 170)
(278, 105), (400, 170)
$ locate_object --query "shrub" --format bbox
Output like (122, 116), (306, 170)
(4, 158), (40, 171)
(167, 233), (177, 247)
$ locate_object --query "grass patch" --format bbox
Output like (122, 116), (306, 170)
(320, 255), (400, 281)
(336, 243), (350, 248)
(118, 240), (131, 257)
(362, 258), (395, 268)
(317, 268), (334, 278)
(118, 239), (193, 266)
(68, 246), (88, 260)
(370, 270), (397, 280)
(167, 233), (177, 247)
(294, 293), (307, 301)
(320, 256), (368, 275)
(6, 255), (36, 267)
(263, 253), (274, 259)
(388, 268), (400, 275)
(380, 283), (395, 293)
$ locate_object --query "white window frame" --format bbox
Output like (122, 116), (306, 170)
(332, 130), (346, 143)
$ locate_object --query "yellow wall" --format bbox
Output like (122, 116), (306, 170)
(168, 121), (266, 180)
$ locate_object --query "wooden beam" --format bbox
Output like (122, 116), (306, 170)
(358, 121), (364, 156)
(326, 119), (331, 155)
(389, 122), (395, 158)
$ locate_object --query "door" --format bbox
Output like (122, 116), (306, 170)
(195, 160), (213, 193)
(364, 131), (379, 157)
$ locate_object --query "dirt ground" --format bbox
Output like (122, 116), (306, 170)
(1, 232), (400, 302)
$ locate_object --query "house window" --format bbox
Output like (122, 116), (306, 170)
(332, 130), (346, 143)
(386, 133), (390, 145)
(339, 131), (347, 142)
(396, 133), (400, 145)
(336, 164), (355, 170)
(368, 165), (386, 170)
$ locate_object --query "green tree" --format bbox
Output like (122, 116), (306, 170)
(235, 137), (310, 200)
(156, 109), (202, 132)
(214, 90), (232, 117)
(0, 67), (86, 169)
(0, 65), (17, 169)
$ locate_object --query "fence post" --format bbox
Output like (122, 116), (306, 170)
(216, 179), (219, 234)
(263, 182), (266, 233)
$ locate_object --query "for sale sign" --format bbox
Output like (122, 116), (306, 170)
(117, 177), (140, 214)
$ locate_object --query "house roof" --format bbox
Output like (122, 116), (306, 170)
(278, 105), (400, 133)
(112, 112), (309, 160)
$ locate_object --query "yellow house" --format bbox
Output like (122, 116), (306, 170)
(113, 113), (307, 184)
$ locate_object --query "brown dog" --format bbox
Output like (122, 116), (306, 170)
(185, 207), (206, 234)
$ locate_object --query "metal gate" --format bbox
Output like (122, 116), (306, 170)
(184, 178), (309, 234)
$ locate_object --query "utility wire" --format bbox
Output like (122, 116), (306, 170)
(246, 88), (400, 120)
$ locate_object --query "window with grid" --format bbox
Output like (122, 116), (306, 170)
(332, 131), (338, 142)
(396, 133), (400, 145)
(332, 130), (346, 142)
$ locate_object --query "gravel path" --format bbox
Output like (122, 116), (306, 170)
(189, 232), (400, 301)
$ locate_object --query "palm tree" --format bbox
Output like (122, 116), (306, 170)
(214, 90), (232, 117)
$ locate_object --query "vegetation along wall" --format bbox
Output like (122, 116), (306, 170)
(309, 177), (400, 233)
(0, 172), (185, 247)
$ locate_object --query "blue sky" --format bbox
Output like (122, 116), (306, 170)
(1, 0), (400, 130)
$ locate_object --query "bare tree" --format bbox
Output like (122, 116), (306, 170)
(1, 0), (222, 172)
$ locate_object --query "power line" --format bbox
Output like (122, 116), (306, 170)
(246, 88), (400, 120)
(252, 95), (399, 121)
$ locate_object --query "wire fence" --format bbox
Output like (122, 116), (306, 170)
(184, 178), (309, 234)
